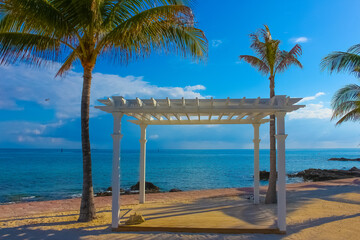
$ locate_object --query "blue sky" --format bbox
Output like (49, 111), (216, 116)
(0, 0), (359, 149)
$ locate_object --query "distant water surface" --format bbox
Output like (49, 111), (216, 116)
(0, 148), (359, 203)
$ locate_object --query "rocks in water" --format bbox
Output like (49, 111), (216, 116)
(258, 171), (277, 180)
(96, 182), (160, 196)
(329, 157), (360, 161)
(169, 188), (182, 192)
(130, 182), (160, 193)
(259, 171), (270, 180)
(95, 187), (124, 197)
(288, 167), (360, 182)
(96, 191), (112, 197)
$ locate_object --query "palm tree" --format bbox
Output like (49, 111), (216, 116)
(321, 45), (360, 125)
(331, 83), (360, 124)
(239, 25), (302, 204)
(0, 0), (207, 221)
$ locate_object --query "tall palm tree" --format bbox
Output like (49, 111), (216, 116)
(321, 45), (360, 125)
(0, 0), (207, 221)
(239, 25), (302, 204)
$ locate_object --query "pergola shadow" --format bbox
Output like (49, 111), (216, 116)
(115, 196), (281, 234)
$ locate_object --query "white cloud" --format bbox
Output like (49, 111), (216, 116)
(184, 85), (206, 91)
(298, 92), (325, 103)
(211, 40), (223, 47)
(0, 120), (78, 147)
(0, 64), (207, 119)
(291, 37), (309, 43)
(288, 92), (332, 120)
(288, 102), (332, 120)
(149, 134), (159, 140)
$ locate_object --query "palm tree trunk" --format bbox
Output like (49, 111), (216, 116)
(265, 75), (277, 204)
(78, 65), (96, 222)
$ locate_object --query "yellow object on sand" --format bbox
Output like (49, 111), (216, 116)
(125, 212), (145, 225)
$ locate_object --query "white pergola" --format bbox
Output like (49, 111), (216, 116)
(96, 95), (304, 233)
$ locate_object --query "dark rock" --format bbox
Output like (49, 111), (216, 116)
(288, 167), (360, 182)
(130, 182), (160, 193)
(329, 157), (360, 162)
(95, 187), (125, 197)
(95, 190), (112, 197)
(258, 171), (277, 180)
(259, 171), (270, 180)
(169, 188), (182, 192)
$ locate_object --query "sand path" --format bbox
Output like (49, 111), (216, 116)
(1, 178), (360, 240)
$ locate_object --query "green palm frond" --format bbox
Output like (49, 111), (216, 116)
(238, 55), (269, 75)
(0, 0), (207, 75)
(331, 83), (360, 125)
(320, 51), (360, 76)
(101, 0), (192, 29)
(334, 108), (360, 125)
(259, 24), (272, 41)
(347, 44), (360, 54)
(249, 33), (266, 60)
(0, 32), (62, 65)
(0, 0), (73, 37)
(275, 44), (303, 73)
(55, 50), (78, 77)
(97, 4), (205, 63)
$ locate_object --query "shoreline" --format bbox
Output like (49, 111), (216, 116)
(1, 178), (359, 220)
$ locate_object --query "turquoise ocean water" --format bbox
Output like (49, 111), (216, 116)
(0, 148), (359, 204)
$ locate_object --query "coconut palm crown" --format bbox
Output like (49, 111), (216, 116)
(0, 0), (207, 222)
(239, 25), (302, 204)
(321, 45), (360, 125)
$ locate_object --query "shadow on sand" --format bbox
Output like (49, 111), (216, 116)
(0, 179), (359, 240)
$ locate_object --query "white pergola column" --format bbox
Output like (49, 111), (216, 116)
(275, 112), (287, 232)
(252, 123), (261, 204)
(111, 112), (123, 229)
(139, 124), (147, 204)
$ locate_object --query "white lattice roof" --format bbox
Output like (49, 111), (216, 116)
(95, 95), (304, 125)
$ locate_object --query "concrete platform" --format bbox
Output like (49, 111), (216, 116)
(115, 196), (282, 234)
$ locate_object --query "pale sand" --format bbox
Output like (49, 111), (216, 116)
(1, 178), (360, 240)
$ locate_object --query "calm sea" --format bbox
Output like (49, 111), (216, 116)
(0, 148), (359, 204)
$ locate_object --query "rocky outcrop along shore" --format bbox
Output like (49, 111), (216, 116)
(288, 167), (360, 181)
(96, 182), (160, 196)
(130, 182), (160, 193)
(328, 157), (360, 162)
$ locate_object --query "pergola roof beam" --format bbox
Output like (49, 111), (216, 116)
(96, 95), (305, 125)
(236, 113), (248, 120)
(128, 119), (270, 125)
(136, 97), (143, 107)
(173, 113), (181, 120)
(151, 98), (157, 107)
(227, 113), (236, 121)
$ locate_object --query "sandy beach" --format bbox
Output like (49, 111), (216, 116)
(1, 178), (360, 240)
